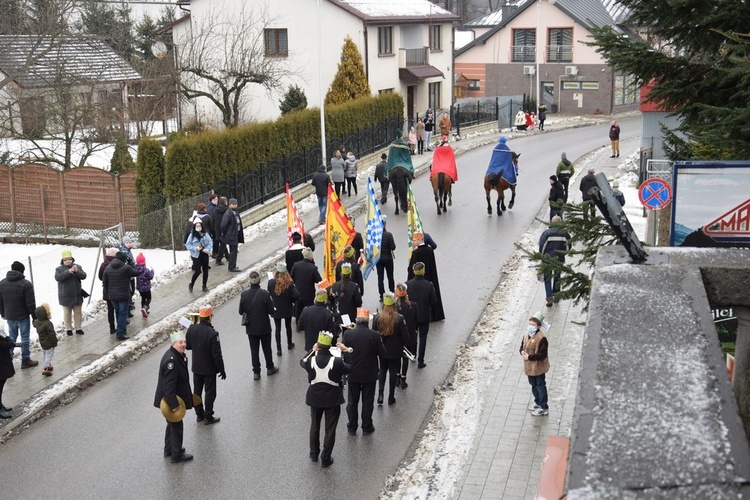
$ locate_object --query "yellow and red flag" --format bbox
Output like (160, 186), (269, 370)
(324, 183), (355, 283)
(285, 183), (306, 248)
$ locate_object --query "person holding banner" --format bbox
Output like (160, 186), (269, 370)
(407, 233), (445, 322)
(377, 217), (396, 300)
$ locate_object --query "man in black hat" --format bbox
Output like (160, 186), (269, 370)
(548, 175), (565, 221)
(102, 251), (139, 340)
(220, 198), (244, 272)
(239, 271), (278, 380)
(285, 232), (305, 272)
(154, 330), (194, 463)
(374, 152), (389, 204)
(186, 305), (226, 425)
(0, 261), (38, 368)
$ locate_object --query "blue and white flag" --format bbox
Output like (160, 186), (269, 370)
(362, 177), (384, 280)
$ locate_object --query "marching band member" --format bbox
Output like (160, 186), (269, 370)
(372, 293), (409, 406)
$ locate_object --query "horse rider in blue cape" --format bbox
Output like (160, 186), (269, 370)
(485, 136), (518, 186)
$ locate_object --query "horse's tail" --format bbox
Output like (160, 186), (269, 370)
(438, 172), (446, 198)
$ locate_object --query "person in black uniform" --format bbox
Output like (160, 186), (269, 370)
(405, 262), (437, 369)
(349, 218), (364, 262)
(186, 305), (226, 425)
(407, 233), (445, 322)
(285, 232), (305, 272)
(330, 263), (362, 326)
(335, 245), (364, 297)
(153, 330), (194, 463)
(342, 308), (385, 435)
(394, 282), (418, 389)
(372, 293), (409, 406)
(376, 217), (396, 300)
(300, 331), (352, 468)
(291, 248), (322, 320)
(239, 271), (278, 380)
(298, 288), (338, 351)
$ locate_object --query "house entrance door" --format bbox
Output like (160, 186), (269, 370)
(542, 82), (555, 109)
(407, 85), (416, 127)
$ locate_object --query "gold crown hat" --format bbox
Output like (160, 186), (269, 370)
(341, 262), (352, 275)
(382, 292), (396, 306)
(344, 245), (355, 258)
(199, 304), (213, 317)
(315, 288), (328, 303)
(61, 249), (73, 259)
(317, 331), (334, 346)
(160, 396), (186, 423)
(356, 308), (370, 319)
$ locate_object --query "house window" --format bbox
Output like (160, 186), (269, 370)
(512, 29), (536, 63)
(379, 88), (394, 95)
(264, 29), (288, 57)
(468, 80), (480, 90)
(547, 28), (573, 63)
(614, 74), (639, 105)
(429, 82), (441, 110)
(429, 25), (441, 51)
(378, 27), (393, 55)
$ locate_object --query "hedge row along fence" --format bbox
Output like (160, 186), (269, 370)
(158, 93), (404, 203)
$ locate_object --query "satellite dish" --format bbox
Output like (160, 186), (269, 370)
(151, 41), (168, 59)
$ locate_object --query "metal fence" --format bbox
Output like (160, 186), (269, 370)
(451, 97), (525, 135)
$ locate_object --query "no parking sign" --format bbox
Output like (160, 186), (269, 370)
(639, 178), (672, 210)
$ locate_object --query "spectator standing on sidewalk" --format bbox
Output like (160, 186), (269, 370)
(330, 150), (346, 199)
(520, 312), (550, 416)
(424, 110), (434, 151)
(548, 175), (566, 221)
(33, 303), (56, 377)
(612, 179), (626, 206)
(103, 251), (139, 341)
(0, 333), (20, 418)
(311, 165), (330, 225)
(539, 215), (571, 307)
(537, 104), (547, 131)
(579, 167), (598, 220)
(135, 252), (154, 316)
(221, 198), (244, 272)
(416, 118), (425, 155)
(555, 152), (574, 201)
(374, 153), (390, 204)
(186, 218), (213, 293)
(212, 197), (228, 265)
(99, 248), (118, 334)
(609, 121), (620, 157)
(0, 261), (38, 368)
(54, 249), (87, 336)
(344, 152), (359, 196)
(439, 112), (451, 137)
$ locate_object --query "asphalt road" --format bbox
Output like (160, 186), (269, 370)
(0, 117), (641, 499)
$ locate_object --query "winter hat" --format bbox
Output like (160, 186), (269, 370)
(115, 251), (128, 262)
(498, 136), (507, 144)
(395, 283), (407, 297)
(199, 304), (213, 318)
(561, 152), (567, 160)
(344, 245), (355, 258)
(341, 262), (352, 276)
(318, 164), (326, 172)
(228, 198), (238, 205)
(303, 247), (314, 260)
(413, 262), (426, 276)
(382, 292), (395, 306)
(136, 252), (146, 265)
(249, 271), (261, 285)
(612, 180), (620, 188)
(11, 261), (25, 273)
(317, 331), (333, 347)
(122, 236), (132, 245)
(550, 175), (557, 182)
(193, 218), (203, 228)
(170, 330), (186, 343)
(62, 250), (73, 259)
(381, 153), (387, 160)
(530, 311), (545, 325)
(106, 247), (118, 257)
(276, 263), (287, 274)
(315, 288), (328, 303)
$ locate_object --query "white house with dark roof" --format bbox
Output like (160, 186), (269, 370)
(454, 0), (638, 115)
(0, 35), (141, 138)
(171, 0), (459, 128)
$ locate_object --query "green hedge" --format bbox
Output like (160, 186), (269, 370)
(160, 93), (403, 201)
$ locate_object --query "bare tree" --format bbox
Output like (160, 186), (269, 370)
(175, 4), (294, 128)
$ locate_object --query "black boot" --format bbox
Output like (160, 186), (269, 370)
(377, 394), (383, 406)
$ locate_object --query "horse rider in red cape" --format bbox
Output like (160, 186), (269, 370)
(430, 136), (458, 183)
(485, 136), (518, 185)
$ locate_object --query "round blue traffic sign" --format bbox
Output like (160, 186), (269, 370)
(638, 178), (672, 210)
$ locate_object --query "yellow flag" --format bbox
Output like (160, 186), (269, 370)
(324, 184), (355, 283)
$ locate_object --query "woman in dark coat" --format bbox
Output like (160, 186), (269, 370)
(395, 282), (419, 389)
(0, 334), (19, 418)
(268, 263), (300, 356)
(54, 249), (87, 336)
(372, 293), (409, 406)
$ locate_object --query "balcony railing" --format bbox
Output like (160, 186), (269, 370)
(511, 45), (536, 63)
(546, 45), (573, 63)
(401, 47), (429, 67)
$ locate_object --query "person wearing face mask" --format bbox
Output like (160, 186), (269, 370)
(185, 218), (213, 293)
(519, 312), (550, 416)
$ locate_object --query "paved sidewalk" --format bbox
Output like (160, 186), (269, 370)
(454, 138), (642, 499)
(0, 113), (617, 443)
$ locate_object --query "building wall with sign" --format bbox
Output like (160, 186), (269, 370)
(671, 162), (750, 247)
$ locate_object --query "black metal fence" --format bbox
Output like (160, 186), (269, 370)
(450, 97), (525, 136)
(209, 116), (401, 213)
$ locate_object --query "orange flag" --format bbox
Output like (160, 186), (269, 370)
(324, 183), (355, 283)
(285, 183), (306, 248)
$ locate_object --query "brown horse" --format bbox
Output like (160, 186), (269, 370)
(484, 152), (520, 216)
(431, 172), (453, 215)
